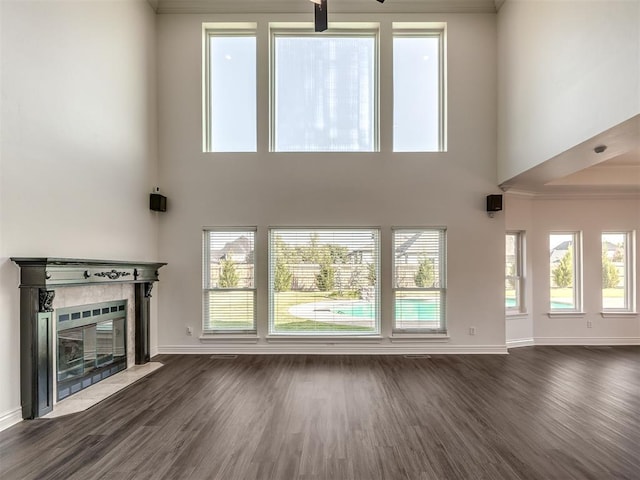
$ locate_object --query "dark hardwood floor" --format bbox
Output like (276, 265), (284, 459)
(1, 346), (638, 480)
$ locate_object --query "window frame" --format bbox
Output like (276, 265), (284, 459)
(392, 27), (445, 152)
(203, 24), (258, 153)
(269, 25), (380, 153)
(601, 231), (636, 313)
(392, 227), (447, 334)
(202, 227), (257, 334)
(268, 227), (381, 336)
(549, 231), (583, 314)
(506, 231), (525, 314)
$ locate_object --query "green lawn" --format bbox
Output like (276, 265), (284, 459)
(274, 291), (374, 332)
(551, 287), (624, 299)
(207, 290), (375, 332)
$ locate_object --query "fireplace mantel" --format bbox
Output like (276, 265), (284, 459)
(11, 257), (165, 288)
(11, 257), (166, 419)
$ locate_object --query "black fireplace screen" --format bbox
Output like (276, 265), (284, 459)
(56, 300), (127, 400)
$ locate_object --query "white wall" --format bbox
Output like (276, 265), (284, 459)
(156, 13), (506, 354)
(497, 0), (640, 183)
(506, 193), (640, 346)
(0, 0), (159, 428)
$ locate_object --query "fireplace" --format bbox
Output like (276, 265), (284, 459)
(11, 258), (166, 419)
(56, 300), (128, 400)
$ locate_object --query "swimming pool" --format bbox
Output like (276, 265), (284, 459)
(506, 298), (573, 309)
(335, 298), (439, 320)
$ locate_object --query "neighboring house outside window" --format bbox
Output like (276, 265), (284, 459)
(203, 229), (257, 332)
(392, 228), (446, 333)
(601, 232), (635, 313)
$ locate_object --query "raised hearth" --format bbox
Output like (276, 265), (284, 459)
(11, 258), (166, 419)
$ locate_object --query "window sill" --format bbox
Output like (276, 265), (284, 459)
(200, 334), (259, 344)
(390, 333), (449, 343)
(547, 311), (586, 318)
(506, 312), (528, 320)
(600, 311), (638, 318)
(266, 335), (383, 344)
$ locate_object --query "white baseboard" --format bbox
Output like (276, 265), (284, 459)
(534, 337), (640, 346)
(506, 338), (535, 348)
(0, 407), (22, 432)
(158, 344), (509, 355)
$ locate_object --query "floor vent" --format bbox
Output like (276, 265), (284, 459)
(403, 354), (431, 359)
(210, 354), (238, 360)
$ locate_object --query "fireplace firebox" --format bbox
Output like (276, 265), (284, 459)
(56, 300), (128, 400)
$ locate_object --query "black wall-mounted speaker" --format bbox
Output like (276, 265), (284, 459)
(150, 193), (167, 212)
(486, 194), (502, 212)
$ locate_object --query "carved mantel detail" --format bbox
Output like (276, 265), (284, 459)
(38, 289), (55, 312)
(94, 269), (131, 280)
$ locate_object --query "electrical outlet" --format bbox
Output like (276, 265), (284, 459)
(186, 326), (193, 336)
(469, 326), (476, 335)
(587, 321), (593, 329)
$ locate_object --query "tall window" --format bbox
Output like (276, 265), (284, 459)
(506, 232), (524, 313)
(203, 229), (256, 332)
(393, 27), (444, 152)
(269, 228), (380, 335)
(271, 29), (377, 152)
(549, 232), (582, 312)
(392, 228), (446, 332)
(204, 26), (257, 152)
(602, 232), (635, 312)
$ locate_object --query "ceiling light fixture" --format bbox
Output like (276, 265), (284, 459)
(594, 145), (607, 154)
(311, 0), (384, 32)
(313, 0), (327, 32)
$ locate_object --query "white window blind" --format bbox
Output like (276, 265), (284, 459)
(272, 32), (377, 152)
(393, 228), (446, 332)
(203, 229), (256, 332)
(269, 228), (380, 335)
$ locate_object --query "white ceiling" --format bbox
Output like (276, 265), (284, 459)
(148, 0), (504, 15)
(500, 115), (640, 196)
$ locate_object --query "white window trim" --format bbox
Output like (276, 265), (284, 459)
(549, 231), (583, 314)
(392, 26), (446, 152)
(602, 231), (636, 314)
(392, 227), (447, 334)
(506, 231), (525, 314)
(202, 227), (258, 334)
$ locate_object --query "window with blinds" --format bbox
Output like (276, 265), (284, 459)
(271, 29), (377, 152)
(269, 228), (380, 335)
(203, 229), (256, 332)
(393, 228), (446, 332)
